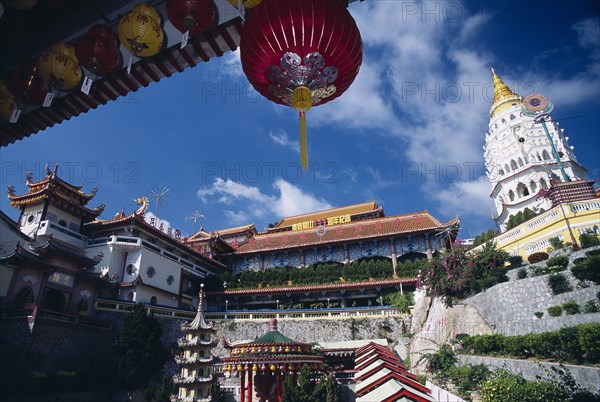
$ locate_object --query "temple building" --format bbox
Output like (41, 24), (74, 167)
(173, 284), (217, 402)
(222, 318), (324, 402)
(481, 70), (599, 259)
(0, 164), (107, 319)
(186, 202), (458, 309)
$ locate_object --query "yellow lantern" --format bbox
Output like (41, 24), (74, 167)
(4, 0), (37, 10)
(37, 43), (82, 91)
(227, 0), (262, 9)
(0, 91), (17, 122)
(269, 364), (276, 371)
(252, 364), (258, 372)
(118, 4), (164, 58)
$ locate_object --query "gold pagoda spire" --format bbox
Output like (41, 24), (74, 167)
(490, 67), (522, 117)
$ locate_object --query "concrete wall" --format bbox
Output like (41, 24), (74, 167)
(458, 355), (600, 394)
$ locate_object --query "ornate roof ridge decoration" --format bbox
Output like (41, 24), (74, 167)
(207, 278), (416, 297)
(490, 67), (522, 118)
(183, 284), (215, 332)
(0, 242), (58, 271)
(269, 201), (381, 229)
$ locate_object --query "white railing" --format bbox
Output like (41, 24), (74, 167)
(527, 211), (559, 230)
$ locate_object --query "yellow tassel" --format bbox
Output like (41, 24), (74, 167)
(299, 111), (308, 171)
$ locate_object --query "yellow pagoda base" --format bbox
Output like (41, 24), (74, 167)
(491, 198), (599, 260)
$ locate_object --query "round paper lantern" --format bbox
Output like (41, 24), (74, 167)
(0, 83), (17, 122)
(240, 0), (362, 169)
(38, 42), (82, 91)
(167, 0), (215, 35)
(6, 60), (48, 105)
(75, 24), (121, 75)
(227, 0), (262, 9)
(118, 3), (164, 57)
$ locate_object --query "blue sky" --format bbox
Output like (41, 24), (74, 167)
(1, 0), (599, 239)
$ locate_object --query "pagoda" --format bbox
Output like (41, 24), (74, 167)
(173, 284), (217, 402)
(222, 318), (324, 402)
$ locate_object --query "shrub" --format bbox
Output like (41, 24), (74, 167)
(424, 344), (456, 377)
(562, 300), (580, 315)
(528, 252), (549, 264)
(578, 323), (600, 362)
(547, 273), (572, 295)
(571, 254), (600, 284)
(517, 268), (528, 279)
(534, 311), (544, 319)
(480, 370), (568, 402)
(415, 375), (427, 386)
(583, 299), (600, 314)
(548, 305), (563, 317)
(448, 364), (490, 398)
(546, 255), (569, 270)
(579, 233), (600, 249)
(548, 236), (565, 251)
(507, 255), (523, 269)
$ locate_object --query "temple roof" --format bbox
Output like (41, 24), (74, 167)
(184, 284), (215, 332)
(34, 237), (101, 267)
(7, 164), (104, 220)
(251, 319), (298, 344)
(228, 211), (458, 255)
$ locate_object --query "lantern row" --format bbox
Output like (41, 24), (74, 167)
(224, 362), (321, 373)
(0, 0), (264, 123)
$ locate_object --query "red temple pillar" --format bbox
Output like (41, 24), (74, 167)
(240, 370), (246, 402)
(277, 372), (284, 402)
(247, 368), (253, 402)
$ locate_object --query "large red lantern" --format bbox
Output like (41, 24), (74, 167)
(240, 0), (362, 170)
(6, 60), (48, 105)
(167, 0), (215, 36)
(75, 24), (121, 76)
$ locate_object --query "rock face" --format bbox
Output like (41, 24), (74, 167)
(409, 290), (492, 374)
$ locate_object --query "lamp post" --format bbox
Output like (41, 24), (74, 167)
(327, 298), (330, 308)
(225, 300), (228, 311)
(276, 299), (279, 310)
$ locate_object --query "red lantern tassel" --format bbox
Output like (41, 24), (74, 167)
(299, 111), (308, 171)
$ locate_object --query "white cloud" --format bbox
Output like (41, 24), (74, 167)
(268, 129), (299, 153)
(427, 176), (495, 220)
(144, 211), (174, 232)
(197, 178), (332, 227)
(219, 50), (244, 78)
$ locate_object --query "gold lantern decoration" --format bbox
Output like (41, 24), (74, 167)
(227, 0), (262, 9)
(118, 3), (164, 58)
(38, 42), (82, 91)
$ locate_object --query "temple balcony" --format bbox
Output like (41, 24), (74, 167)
(170, 396), (211, 402)
(37, 220), (87, 247)
(177, 338), (218, 347)
(173, 375), (213, 384)
(175, 355), (214, 365)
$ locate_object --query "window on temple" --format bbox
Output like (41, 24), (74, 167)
(530, 181), (538, 193)
(498, 169), (505, 176)
(58, 219), (67, 227)
(127, 291), (134, 301)
(537, 153), (542, 161)
(509, 190), (515, 202)
(127, 264), (136, 275)
(150, 296), (157, 304)
(540, 178), (548, 189)
(517, 182), (529, 197)
(510, 160), (518, 170)
(167, 275), (174, 285)
(510, 114), (516, 120)
(518, 158), (524, 167)
(147, 266), (156, 278)
(543, 150), (551, 160)
(505, 164), (510, 173)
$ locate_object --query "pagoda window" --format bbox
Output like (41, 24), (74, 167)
(510, 160), (518, 170)
(501, 118), (506, 124)
(505, 164), (510, 173)
(518, 158), (524, 167)
(498, 169), (505, 176)
(127, 264), (136, 275)
(127, 291), (134, 301)
(540, 178), (548, 190)
(198, 368), (204, 377)
(517, 182), (529, 197)
(166, 275), (174, 285)
(150, 296), (157, 304)
(509, 190), (515, 202)
(537, 153), (542, 161)
(147, 266), (156, 278)
(530, 181), (538, 193)
(510, 114), (516, 120)
(198, 389), (203, 398)
(542, 150), (551, 160)
(58, 219), (67, 227)
(200, 350), (205, 357)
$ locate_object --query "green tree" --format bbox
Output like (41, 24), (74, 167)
(210, 377), (226, 402)
(115, 304), (168, 388)
(473, 228), (497, 247)
(145, 376), (174, 402)
(282, 375), (302, 402)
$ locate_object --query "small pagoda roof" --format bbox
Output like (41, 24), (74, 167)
(7, 164), (104, 220)
(183, 285), (215, 332)
(0, 243), (57, 270)
(268, 201), (382, 230)
(227, 211), (458, 255)
(215, 224), (258, 237)
(251, 326), (297, 345)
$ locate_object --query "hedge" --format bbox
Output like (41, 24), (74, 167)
(460, 323), (600, 364)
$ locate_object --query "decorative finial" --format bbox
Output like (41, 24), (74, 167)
(197, 283), (205, 313)
(25, 171), (33, 183)
(7, 185), (15, 195)
(491, 67), (496, 76)
(269, 318), (278, 332)
(53, 163), (59, 175)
